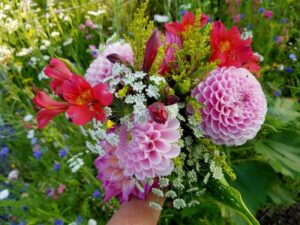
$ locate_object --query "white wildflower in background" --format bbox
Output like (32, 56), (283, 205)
(63, 38), (73, 46)
(3, 18), (19, 34)
(0, 45), (13, 64)
(24, 114), (33, 122)
(87, 219), (97, 225)
(241, 29), (253, 40)
(16, 47), (33, 57)
(38, 70), (48, 80)
(68, 156), (84, 173)
(27, 129), (35, 139)
(43, 55), (50, 61)
(50, 31), (60, 37)
(154, 14), (170, 23)
(88, 9), (105, 16)
(8, 169), (19, 181)
(0, 189), (9, 200)
(254, 52), (264, 62)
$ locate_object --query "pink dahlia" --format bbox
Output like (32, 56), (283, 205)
(117, 118), (181, 180)
(85, 42), (134, 86)
(192, 67), (267, 146)
(94, 141), (149, 203)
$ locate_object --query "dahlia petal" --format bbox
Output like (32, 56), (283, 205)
(154, 139), (171, 153)
(164, 145), (181, 158)
(160, 129), (180, 142)
(149, 150), (163, 165)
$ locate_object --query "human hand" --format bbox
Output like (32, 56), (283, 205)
(107, 193), (164, 225)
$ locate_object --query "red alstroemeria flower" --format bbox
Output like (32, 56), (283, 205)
(33, 91), (69, 129)
(44, 58), (73, 95)
(164, 12), (210, 37)
(33, 74), (113, 128)
(62, 75), (113, 125)
(209, 21), (260, 73)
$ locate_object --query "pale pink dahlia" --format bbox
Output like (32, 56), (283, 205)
(117, 118), (181, 180)
(94, 141), (149, 203)
(85, 42), (134, 86)
(192, 67), (267, 146)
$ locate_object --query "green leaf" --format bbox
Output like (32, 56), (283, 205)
(268, 98), (300, 124)
(206, 178), (260, 225)
(231, 160), (292, 212)
(255, 131), (300, 178)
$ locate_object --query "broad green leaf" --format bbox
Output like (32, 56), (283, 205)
(268, 98), (300, 124)
(206, 178), (260, 225)
(255, 131), (300, 178)
(231, 160), (293, 212)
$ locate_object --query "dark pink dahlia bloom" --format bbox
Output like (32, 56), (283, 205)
(192, 67), (267, 146)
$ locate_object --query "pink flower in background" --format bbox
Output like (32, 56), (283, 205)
(85, 42), (134, 86)
(57, 184), (65, 194)
(85, 19), (96, 29)
(264, 10), (273, 19)
(117, 118), (181, 180)
(192, 67), (267, 146)
(94, 141), (149, 203)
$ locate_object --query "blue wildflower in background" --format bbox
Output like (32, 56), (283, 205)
(258, 7), (265, 13)
(54, 219), (63, 225)
(92, 189), (101, 199)
(289, 53), (297, 61)
(30, 137), (38, 145)
(274, 90), (281, 97)
(53, 162), (61, 171)
(0, 146), (10, 158)
(285, 67), (293, 73)
(58, 147), (69, 158)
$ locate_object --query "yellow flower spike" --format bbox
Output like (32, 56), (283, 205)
(106, 120), (115, 129)
(174, 157), (182, 167)
(11, 164), (16, 169)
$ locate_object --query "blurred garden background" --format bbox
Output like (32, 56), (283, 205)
(0, 0), (299, 224)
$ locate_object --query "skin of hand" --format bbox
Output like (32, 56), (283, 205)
(107, 193), (165, 225)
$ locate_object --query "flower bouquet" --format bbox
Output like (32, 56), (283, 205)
(33, 4), (266, 225)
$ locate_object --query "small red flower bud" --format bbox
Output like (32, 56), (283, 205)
(148, 102), (168, 124)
